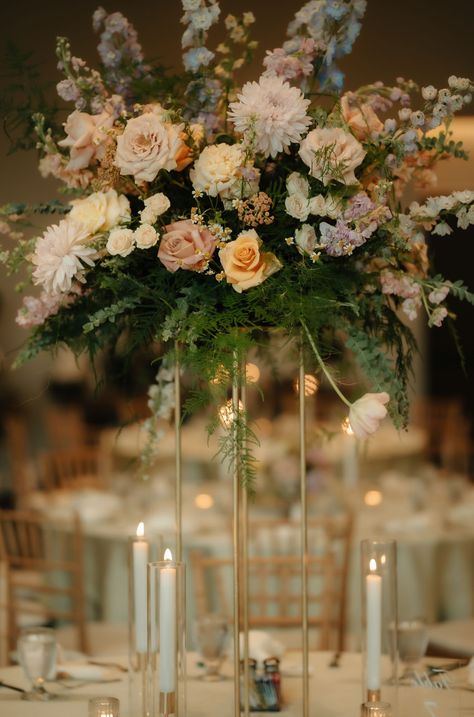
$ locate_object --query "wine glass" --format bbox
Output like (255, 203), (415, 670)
(397, 619), (429, 683)
(195, 615), (229, 681)
(17, 627), (57, 701)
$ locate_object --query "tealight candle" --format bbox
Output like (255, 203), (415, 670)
(88, 696), (119, 717)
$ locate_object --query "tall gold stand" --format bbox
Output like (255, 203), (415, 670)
(299, 346), (309, 717)
(174, 341), (182, 563)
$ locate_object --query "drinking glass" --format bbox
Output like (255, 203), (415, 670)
(397, 619), (429, 683)
(195, 615), (229, 681)
(17, 627), (57, 701)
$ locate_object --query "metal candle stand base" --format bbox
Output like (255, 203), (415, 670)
(160, 691), (176, 717)
(360, 701), (392, 717)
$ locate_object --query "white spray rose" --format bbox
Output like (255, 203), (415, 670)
(106, 228), (135, 257)
(349, 392), (390, 439)
(140, 192), (171, 224)
(308, 195), (326, 216)
(294, 224), (317, 254)
(134, 224), (159, 249)
(286, 172), (309, 197)
(285, 193), (310, 221)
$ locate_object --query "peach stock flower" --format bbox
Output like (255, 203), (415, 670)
(348, 392), (390, 438)
(115, 113), (185, 183)
(340, 96), (384, 140)
(58, 109), (114, 171)
(219, 229), (282, 292)
(158, 220), (217, 272)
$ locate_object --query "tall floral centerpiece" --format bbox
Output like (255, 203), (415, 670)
(1, 0), (473, 475)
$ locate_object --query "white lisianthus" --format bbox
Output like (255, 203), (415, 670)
(190, 143), (248, 198)
(106, 228), (135, 257)
(134, 224), (159, 249)
(294, 224), (317, 254)
(299, 127), (366, 186)
(69, 190), (131, 234)
(285, 193), (310, 221)
(286, 172), (309, 197)
(348, 392), (390, 439)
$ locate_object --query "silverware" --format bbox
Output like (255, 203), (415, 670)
(87, 659), (128, 673)
(0, 680), (26, 694)
(328, 652), (341, 668)
(426, 660), (469, 675)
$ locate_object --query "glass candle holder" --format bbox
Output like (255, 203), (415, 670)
(360, 540), (398, 711)
(88, 696), (120, 717)
(148, 554), (186, 717)
(128, 524), (162, 717)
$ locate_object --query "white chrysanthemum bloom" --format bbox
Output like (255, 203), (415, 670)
(228, 76), (311, 158)
(31, 220), (96, 294)
(69, 190), (131, 234)
(134, 224), (159, 249)
(299, 127), (366, 186)
(190, 143), (247, 198)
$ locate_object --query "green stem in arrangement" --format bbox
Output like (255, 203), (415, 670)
(300, 319), (351, 408)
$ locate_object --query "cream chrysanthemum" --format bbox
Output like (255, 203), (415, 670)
(31, 219), (96, 294)
(228, 75), (311, 158)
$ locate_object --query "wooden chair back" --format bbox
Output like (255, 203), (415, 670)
(0, 509), (88, 656)
(191, 514), (353, 651)
(3, 414), (32, 506)
(39, 447), (103, 491)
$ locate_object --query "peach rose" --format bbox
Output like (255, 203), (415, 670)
(158, 219), (217, 272)
(115, 113), (185, 183)
(219, 229), (282, 293)
(58, 109), (114, 171)
(299, 127), (366, 186)
(340, 96), (384, 140)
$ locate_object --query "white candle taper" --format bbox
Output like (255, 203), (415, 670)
(159, 548), (177, 693)
(132, 521), (149, 654)
(366, 558), (382, 692)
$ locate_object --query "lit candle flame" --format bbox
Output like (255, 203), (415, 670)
(342, 417), (354, 436)
(369, 558), (377, 572)
(136, 521), (145, 538)
(164, 548), (173, 561)
(380, 554), (386, 565)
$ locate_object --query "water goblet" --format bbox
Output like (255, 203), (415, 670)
(195, 614), (229, 681)
(397, 619), (429, 684)
(17, 627), (57, 701)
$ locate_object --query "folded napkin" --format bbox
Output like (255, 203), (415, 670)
(56, 662), (120, 681)
(238, 631), (285, 666)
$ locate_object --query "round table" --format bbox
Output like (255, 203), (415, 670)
(0, 652), (472, 716)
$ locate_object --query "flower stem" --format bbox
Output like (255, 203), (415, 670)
(300, 319), (351, 408)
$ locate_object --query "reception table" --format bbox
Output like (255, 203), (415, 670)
(0, 652), (472, 716)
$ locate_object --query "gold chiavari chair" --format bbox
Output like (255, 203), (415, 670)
(39, 447), (104, 492)
(191, 514), (353, 652)
(0, 509), (88, 658)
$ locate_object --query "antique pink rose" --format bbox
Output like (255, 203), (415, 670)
(115, 113), (185, 183)
(340, 96), (384, 140)
(348, 392), (390, 439)
(158, 220), (217, 272)
(58, 110), (114, 171)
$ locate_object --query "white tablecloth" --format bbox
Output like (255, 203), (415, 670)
(0, 651), (472, 716)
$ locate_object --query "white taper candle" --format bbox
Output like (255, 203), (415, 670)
(366, 558), (382, 691)
(133, 522), (149, 654)
(159, 549), (176, 693)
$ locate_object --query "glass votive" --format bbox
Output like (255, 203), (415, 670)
(360, 540), (398, 708)
(88, 696), (120, 717)
(148, 553), (186, 717)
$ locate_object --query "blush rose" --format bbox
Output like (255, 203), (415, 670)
(158, 220), (217, 272)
